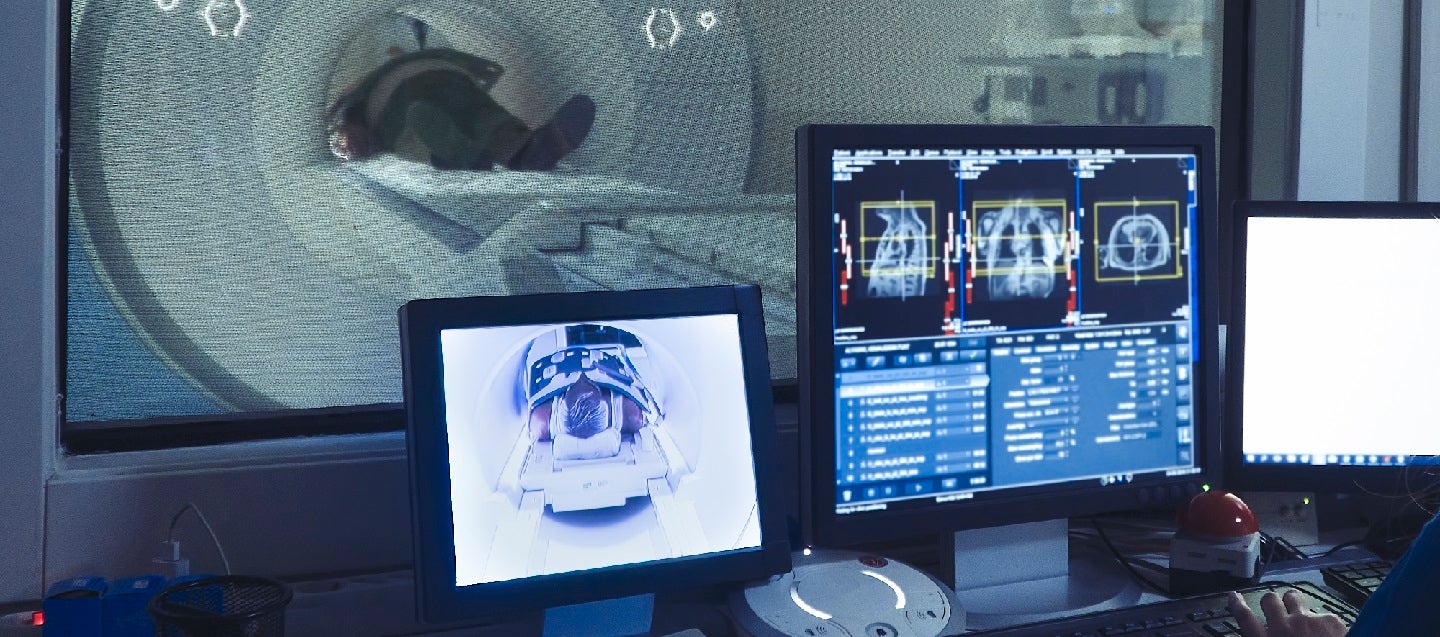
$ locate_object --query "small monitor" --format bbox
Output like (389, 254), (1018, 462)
(1226, 201), (1440, 492)
(797, 125), (1220, 547)
(400, 285), (790, 625)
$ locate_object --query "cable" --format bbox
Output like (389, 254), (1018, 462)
(1319, 540), (1367, 558)
(731, 504), (758, 549)
(1258, 532), (1306, 563)
(168, 502), (233, 575)
(1090, 518), (1169, 596)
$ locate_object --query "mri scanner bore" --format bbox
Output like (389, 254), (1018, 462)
(439, 316), (760, 586)
(66, 0), (794, 418)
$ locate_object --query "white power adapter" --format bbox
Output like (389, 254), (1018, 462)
(152, 539), (190, 579)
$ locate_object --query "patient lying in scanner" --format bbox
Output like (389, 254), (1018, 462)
(517, 324), (676, 512)
(525, 328), (660, 460)
(325, 45), (595, 171)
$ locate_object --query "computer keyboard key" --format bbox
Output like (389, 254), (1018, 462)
(1321, 558), (1393, 607)
(960, 583), (1355, 637)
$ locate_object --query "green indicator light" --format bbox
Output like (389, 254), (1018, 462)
(1202, 484), (1211, 492)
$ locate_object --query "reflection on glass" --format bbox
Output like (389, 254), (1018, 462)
(66, 0), (1222, 421)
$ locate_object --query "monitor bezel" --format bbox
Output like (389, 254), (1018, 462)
(400, 285), (791, 624)
(797, 124), (1222, 548)
(1225, 200), (1440, 494)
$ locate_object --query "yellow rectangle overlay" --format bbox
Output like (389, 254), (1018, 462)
(1092, 201), (1183, 282)
(969, 199), (1069, 276)
(858, 200), (938, 277)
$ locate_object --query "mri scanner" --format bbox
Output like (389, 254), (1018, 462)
(67, 0), (1215, 418)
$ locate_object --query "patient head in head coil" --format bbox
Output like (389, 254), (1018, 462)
(524, 325), (663, 444)
(560, 376), (611, 439)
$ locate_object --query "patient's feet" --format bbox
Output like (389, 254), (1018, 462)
(508, 94), (597, 171)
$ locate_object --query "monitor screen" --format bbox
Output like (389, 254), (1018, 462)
(402, 286), (789, 622)
(799, 125), (1219, 546)
(1227, 202), (1440, 491)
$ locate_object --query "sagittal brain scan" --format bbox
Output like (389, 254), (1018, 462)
(863, 202), (935, 299)
(1093, 201), (1182, 283)
(440, 316), (760, 586)
(975, 201), (1066, 300)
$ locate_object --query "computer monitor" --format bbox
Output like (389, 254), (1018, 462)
(1225, 201), (1440, 494)
(797, 125), (1220, 550)
(399, 285), (790, 626)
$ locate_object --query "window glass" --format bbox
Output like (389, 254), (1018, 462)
(66, 0), (1223, 423)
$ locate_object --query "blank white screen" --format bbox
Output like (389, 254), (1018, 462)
(1242, 216), (1440, 458)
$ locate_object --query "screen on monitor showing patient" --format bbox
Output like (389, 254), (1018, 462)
(825, 143), (1203, 516)
(437, 315), (761, 587)
(1240, 214), (1440, 468)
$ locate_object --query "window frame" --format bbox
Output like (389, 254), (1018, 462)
(0, 0), (54, 604)
(4, 0), (1251, 606)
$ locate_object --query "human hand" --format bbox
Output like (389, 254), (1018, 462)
(1228, 590), (1348, 637)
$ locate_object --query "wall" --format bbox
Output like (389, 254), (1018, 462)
(1296, 0), (1404, 200)
(0, 0), (53, 604)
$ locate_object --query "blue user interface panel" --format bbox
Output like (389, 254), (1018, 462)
(829, 145), (1202, 514)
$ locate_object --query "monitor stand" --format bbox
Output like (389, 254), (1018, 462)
(947, 519), (1141, 631)
(542, 593), (653, 637)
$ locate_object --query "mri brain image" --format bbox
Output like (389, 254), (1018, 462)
(866, 205), (930, 300)
(1099, 212), (1172, 273)
(977, 203), (1065, 300)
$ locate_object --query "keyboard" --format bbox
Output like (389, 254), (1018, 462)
(967, 582), (1357, 636)
(1320, 559), (1392, 607)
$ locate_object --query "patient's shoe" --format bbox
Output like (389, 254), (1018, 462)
(508, 94), (597, 171)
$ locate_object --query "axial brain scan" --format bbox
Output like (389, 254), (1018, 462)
(1100, 212), (1173, 273)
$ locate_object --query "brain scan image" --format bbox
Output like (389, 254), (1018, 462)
(976, 203), (1065, 300)
(1099, 212), (1173, 274)
(440, 317), (761, 586)
(1093, 202), (1182, 284)
(865, 205), (931, 300)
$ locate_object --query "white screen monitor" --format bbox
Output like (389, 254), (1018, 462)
(1228, 201), (1440, 491)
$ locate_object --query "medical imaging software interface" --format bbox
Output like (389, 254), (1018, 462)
(438, 315), (762, 587)
(829, 145), (1203, 514)
(1242, 216), (1440, 469)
